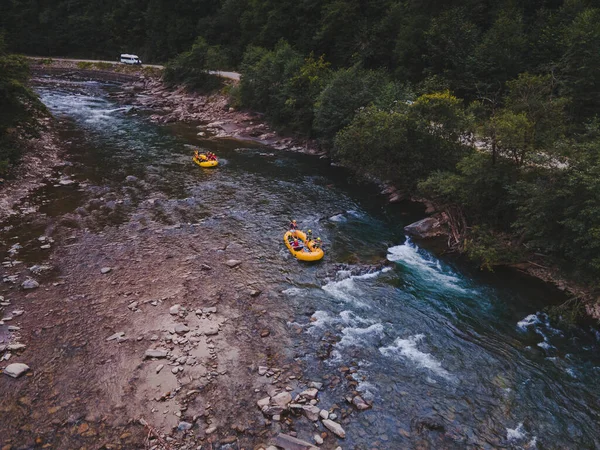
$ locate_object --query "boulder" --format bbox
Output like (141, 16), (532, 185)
(4, 363), (30, 378)
(403, 216), (447, 239)
(273, 433), (318, 450)
(322, 420), (345, 438)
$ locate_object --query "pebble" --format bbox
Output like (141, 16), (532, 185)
(224, 259), (242, 268)
(12, 310), (24, 317)
(100, 267), (112, 274)
(299, 388), (318, 399)
(169, 304), (182, 315)
(205, 426), (217, 434)
(260, 329), (270, 338)
(352, 395), (371, 410)
(156, 364), (164, 373)
(319, 410), (329, 420)
(302, 404), (321, 421)
(174, 324), (190, 335)
(203, 306), (217, 314)
(314, 434), (324, 445)
(309, 381), (323, 390)
(4, 363), (30, 378)
(258, 366), (268, 376)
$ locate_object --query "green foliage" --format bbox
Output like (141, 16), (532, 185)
(334, 91), (469, 189)
(0, 35), (40, 175)
(313, 66), (392, 144)
(163, 37), (224, 91)
(419, 152), (520, 228)
(76, 61), (94, 69)
(463, 226), (524, 271)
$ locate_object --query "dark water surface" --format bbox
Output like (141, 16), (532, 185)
(4, 79), (600, 449)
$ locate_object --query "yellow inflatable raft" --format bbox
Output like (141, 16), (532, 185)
(284, 230), (324, 262)
(193, 156), (218, 167)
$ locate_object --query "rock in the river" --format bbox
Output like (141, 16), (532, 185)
(322, 419), (346, 438)
(273, 433), (318, 450)
(225, 259), (242, 268)
(21, 279), (39, 290)
(352, 395), (371, 410)
(257, 397), (270, 408)
(144, 349), (168, 359)
(169, 304), (182, 315)
(100, 267), (112, 274)
(258, 366), (268, 376)
(319, 410), (329, 420)
(156, 364), (164, 373)
(403, 216), (447, 239)
(309, 381), (323, 390)
(4, 363), (30, 378)
(271, 391), (292, 408)
(302, 405), (321, 421)
(250, 289), (261, 297)
(203, 306), (217, 314)
(314, 434), (324, 445)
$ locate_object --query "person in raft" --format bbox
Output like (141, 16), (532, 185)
(292, 237), (304, 251)
(313, 237), (322, 249)
(289, 220), (298, 230)
(207, 152), (217, 161)
(306, 229), (313, 242)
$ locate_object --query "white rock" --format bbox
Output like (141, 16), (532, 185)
(257, 397), (270, 408)
(299, 388), (318, 399)
(144, 349), (168, 359)
(106, 332), (125, 341)
(314, 434), (324, 445)
(156, 364), (164, 373)
(258, 366), (268, 376)
(322, 419), (345, 438)
(319, 410), (329, 420)
(100, 267), (112, 274)
(169, 304), (181, 315)
(225, 259), (241, 268)
(175, 324), (190, 335)
(4, 363), (30, 378)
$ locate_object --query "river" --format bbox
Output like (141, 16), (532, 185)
(4, 78), (600, 449)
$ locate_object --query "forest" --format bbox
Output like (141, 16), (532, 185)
(2, 0), (600, 282)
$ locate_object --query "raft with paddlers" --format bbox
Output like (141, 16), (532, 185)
(284, 229), (324, 262)
(193, 150), (218, 167)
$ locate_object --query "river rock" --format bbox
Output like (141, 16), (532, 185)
(314, 434), (324, 445)
(302, 405), (321, 421)
(319, 410), (329, 420)
(4, 363), (30, 378)
(352, 395), (371, 410)
(271, 391), (292, 408)
(144, 349), (168, 359)
(322, 420), (345, 438)
(273, 433), (318, 450)
(106, 332), (125, 341)
(174, 324), (190, 335)
(225, 259), (242, 268)
(258, 366), (268, 375)
(257, 397), (270, 408)
(203, 306), (217, 314)
(177, 421), (193, 431)
(7, 344), (26, 351)
(100, 267), (112, 274)
(299, 388), (318, 400)
(403, 216), (447, 239)
(21, 279), (39, 290)
(309, 381), (323, 390)
(169, 304), (181, 315)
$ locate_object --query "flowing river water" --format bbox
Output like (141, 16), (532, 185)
(3, 78), (600, 449)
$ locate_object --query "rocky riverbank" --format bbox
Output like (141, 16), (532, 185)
(114, 77), (324, 156)
(0, 116), (64, 222)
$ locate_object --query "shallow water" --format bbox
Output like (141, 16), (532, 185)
(4, 78), (600, 449)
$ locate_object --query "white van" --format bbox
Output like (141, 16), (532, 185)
(120, 54), (142, 65)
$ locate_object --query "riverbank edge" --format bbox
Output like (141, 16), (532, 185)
(29, 64), (599, 322)
(0, 114), (64, 222)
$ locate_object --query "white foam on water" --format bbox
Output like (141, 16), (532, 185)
(321, 268), (384, 306)
(517, 314), (540, 331)
(282, 287), (305, 296)
(329, 214), (347, 222)
(565, 367), (577, 378)
(379, 334), (452, 379)
(506, 422), (526, 441)
(387, 241), (466, 292)
(337, 323), (384, 348)
(355, 380), (378, 400)
(537, 341), (555, 350)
